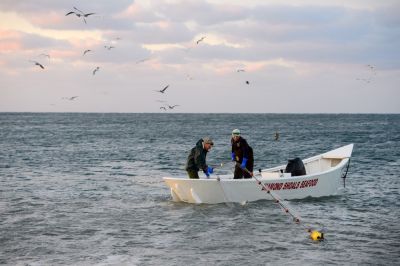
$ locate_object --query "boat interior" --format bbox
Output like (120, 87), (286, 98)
(261, 155), (347, 178)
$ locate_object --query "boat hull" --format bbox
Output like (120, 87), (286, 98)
(163, 144), (353, 204)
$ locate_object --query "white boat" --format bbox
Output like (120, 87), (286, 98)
(163, 144), (353, 204)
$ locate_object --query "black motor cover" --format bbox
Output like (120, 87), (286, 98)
(284, 158), (306, 176)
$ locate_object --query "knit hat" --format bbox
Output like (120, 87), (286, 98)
(232, 129), (241, 136)
(203, 137), (214, 145)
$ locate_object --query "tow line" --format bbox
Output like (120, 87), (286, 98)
(241, 165), (324, 241)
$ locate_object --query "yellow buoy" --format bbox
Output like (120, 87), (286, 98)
(310, 230), (324, 241)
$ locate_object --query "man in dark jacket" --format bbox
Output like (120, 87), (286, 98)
(231, 129), (254, 179)
(185, 137), (214, 179)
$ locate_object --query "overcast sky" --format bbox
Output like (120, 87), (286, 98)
(1, 0), (399, 113)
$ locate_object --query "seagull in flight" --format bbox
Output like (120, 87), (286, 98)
(237, 69), (245, 72)
(62, 96), (79, 101)
(160, 106), (167, 111)
(167, 104), (179, 109)
(136, 58), (150, 64)
(245, 81), (250, 85)
(65, 7), (95, 24)
(83, 49), (92, 56)
(196, 36), (206, 44)
(155, 85), (169, 94)
(355, 77), (371, 83)
(366, 64), (377, 75)
(104, 45), (115, 50)
(93, 66), (100, 75)
(29, 60), (44, 69)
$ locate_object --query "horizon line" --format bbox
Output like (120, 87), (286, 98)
(0, 111), (399, 115)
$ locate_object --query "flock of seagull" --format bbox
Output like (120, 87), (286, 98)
(355, 64), (377, 84)
(153, 85), (180, 111)
(27, 6), (255, 110)
(27, 6), (377, 111)
(27, 6), (203, 110)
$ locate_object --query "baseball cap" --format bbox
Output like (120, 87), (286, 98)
(232, 129), (241, 136)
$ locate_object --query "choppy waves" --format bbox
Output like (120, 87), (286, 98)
(0, 113), (399, 265)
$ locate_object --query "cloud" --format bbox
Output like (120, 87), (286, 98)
(250, 5), (346, 25)
(19, 31), (71, 50)
(374, 4), (400, 28)
(0, 0), (134, 31)
(0, 0), (132, 14)
(130, 21), (193, 43)
(0, 0), (399, 112)
(157, 1), (246, 25)
(77, 41), (151, 65)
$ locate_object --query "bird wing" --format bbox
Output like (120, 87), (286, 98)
(73, 6), (84, 14)
(30, 60), (44, 69)
(65, 11), (75, 16)
(196, 36), (205, 44)
(84, 13), (96, 17)
(161, 85), (169, 92)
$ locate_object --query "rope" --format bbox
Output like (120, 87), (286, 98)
(341, 158), (351, 188)
(239, 164), (323, 239)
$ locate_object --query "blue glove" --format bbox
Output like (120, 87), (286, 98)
(231, 152), (235, 161)
(240, 158), (248, 169)
(207, 166), (213, 174)
(204, 166), (213, 178)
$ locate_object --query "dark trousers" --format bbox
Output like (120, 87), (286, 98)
(187, 170), (200, 179)
(233, 162), (254, 179)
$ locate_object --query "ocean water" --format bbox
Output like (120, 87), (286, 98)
(0, 113), (399, 265)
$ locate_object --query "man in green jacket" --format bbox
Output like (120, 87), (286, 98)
(185, 137), (214, 179)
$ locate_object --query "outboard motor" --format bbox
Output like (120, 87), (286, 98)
(285, 158), (306, 176)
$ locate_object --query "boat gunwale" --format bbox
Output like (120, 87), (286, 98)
(163, 147), (352, 182)
(163, 157), (349, 182)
